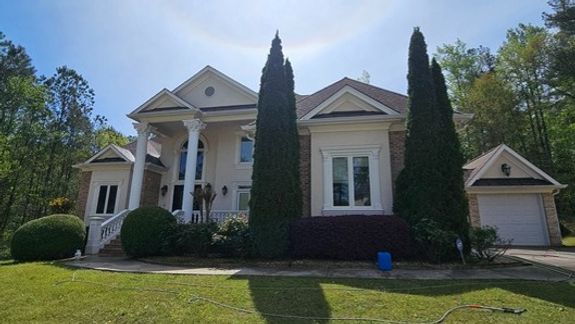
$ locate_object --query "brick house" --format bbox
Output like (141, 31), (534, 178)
(74, 66), (565, 254)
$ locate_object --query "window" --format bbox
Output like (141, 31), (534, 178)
(332, 156), (371, 207)
(321, 145), (382, 211)
(95, 184), (118, 214)
(236, 185), (251, 211)
(179, 140), (204, 180)
(239, 136), (254, 163)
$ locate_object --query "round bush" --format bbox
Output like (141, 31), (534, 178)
(120, 207), (176, 257)
(11, 214), (86, 261)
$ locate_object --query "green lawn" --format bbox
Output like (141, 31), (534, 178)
(562, 236), (575, 247)
(0, 261), (574, 323)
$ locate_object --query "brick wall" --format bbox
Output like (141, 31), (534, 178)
(299, 135), (311, 217)
(76, 171), (92, 219)
(467, 193), (481, 228)
(389, 131), (406, 190)
(140, 170), (162, 207)
(542, 193), (562, 246)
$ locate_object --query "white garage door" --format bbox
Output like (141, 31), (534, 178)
(477, 194), (549, 246)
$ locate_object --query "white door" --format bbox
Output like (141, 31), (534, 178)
(477, 193), (549, 246)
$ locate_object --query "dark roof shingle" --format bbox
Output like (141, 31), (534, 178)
(295, 78), (407, 118)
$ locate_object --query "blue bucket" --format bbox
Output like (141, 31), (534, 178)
(377, 252), (392, 271)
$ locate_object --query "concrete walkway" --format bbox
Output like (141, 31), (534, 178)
(507, 248), (575, 273)
(64, 256), (570, 281)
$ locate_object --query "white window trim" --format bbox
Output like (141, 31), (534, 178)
(232, 182), (252, 211)
(234, 132), (254, 169)
(320, 145), (382, 212)
(91, 181), (120, 216)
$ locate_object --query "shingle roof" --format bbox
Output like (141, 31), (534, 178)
(122, 140), (164, 167)
(295, 78), (408, 118)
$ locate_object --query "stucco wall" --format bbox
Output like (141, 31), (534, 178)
(84, 167), (131, 221)
(482, 152), (541, 179)
(157, 121), (253, 211)
(175, 75), (255, 108)
(309, 125), (394, 216)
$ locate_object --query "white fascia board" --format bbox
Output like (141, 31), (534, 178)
(298, 114), (404, 126)
(127, 89), (200, 118)
(465, 144), (565, 187)
(300, 85), (400, 120)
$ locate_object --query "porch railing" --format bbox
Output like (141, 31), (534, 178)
(85, 209), (130, 255)
(86, 209), (248, 255)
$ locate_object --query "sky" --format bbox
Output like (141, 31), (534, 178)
(0, 0), (550, 135)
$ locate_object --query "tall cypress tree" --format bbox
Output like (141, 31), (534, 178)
(431, 58), (469, 242)
(394, 28), (442, 226)
(249, 33), (301, 258)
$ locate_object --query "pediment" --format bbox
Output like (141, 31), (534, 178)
(173, 66), (257, 109)
(302, 85), (398, 120)
(128, 89), (198, 117)
(86, 145), (134, 164)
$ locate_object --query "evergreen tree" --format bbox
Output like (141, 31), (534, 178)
(250, 33), (302, 258)
(394, 28), (442, 226)
(431, 58), (469, 243)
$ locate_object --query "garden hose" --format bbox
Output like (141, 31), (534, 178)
(54, 272), (529, 323)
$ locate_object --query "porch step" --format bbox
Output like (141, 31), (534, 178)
(98, 237), (126, 257)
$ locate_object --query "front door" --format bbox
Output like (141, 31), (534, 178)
(172, 184), (202, 211)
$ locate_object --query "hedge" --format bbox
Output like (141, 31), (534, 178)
(120, 207), (176, 257)
(11, 214), (86, 261)
(289, 215), (412, 260)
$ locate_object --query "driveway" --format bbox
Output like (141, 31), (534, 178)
(506, 248), (575, 273)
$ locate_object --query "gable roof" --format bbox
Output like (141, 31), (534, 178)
(296, 78), (407, 119)
(85, 144), (135, 164)
(463, 144), (564, 188)
(128, 88), (199, 118)
(173, 65), (258, 100)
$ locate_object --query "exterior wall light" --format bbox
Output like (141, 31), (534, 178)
(222, 185), (228, 196)
(160, 185), (168, 196)
(501, 163), (511, 177)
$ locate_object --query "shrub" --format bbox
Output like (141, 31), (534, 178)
(289, 215), (412, 260)
(469, 225), (511, 262)
(213, 214), (252, 258)
(49, 197), (74, 214)
(412, 218), (459, 263)
(120, 207), (176, 257)
(11, 214), (85, 261)
(170, 222), (218, 257)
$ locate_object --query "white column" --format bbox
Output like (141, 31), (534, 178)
(128, 122), (151, 210)
(321, 151), (332, 211)
(85, 216), (105, 254)
(182, 119), (206, 219)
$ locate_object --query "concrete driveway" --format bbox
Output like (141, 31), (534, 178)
(506, 248), (575, 273)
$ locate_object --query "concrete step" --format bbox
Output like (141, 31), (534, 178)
(99, 237), (126, 257)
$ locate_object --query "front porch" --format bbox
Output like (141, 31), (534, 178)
(86, 208), (248, 255)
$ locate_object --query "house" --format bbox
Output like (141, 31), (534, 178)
(74, 66), (565, 254)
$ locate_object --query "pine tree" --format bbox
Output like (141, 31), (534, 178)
(394, 28), (442, 226)
(249, 33), (302, 258)
(431, 58), (469, 243)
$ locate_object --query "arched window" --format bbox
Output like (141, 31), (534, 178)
(178, 140), (204, 181)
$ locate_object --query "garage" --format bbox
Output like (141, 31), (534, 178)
(477, 193), (548, 245)
(464, 144), (566, 246)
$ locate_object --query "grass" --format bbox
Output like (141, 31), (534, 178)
(144, 255), (523, 270)
(0, 261), (574, 323)
(562, 236), (575, 247)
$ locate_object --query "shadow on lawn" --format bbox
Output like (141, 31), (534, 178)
(228, 274), (575, 322)
(246, 277), (331, 323)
